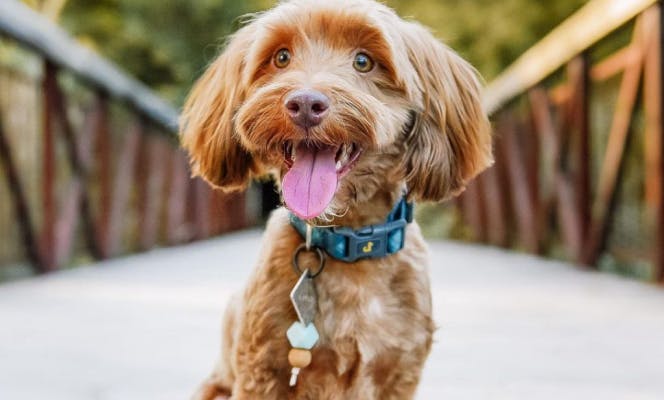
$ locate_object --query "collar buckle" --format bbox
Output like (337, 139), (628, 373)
(331, 218), (407, 262)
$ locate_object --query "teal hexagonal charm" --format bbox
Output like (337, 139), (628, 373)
(287, 321), (319, 349)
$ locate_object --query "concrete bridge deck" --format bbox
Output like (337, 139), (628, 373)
(1, 230), (663, 399)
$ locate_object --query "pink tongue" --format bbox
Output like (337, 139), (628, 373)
(282, 144), (338, 219)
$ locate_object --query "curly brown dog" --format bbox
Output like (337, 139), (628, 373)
(180, 0), (492, 398)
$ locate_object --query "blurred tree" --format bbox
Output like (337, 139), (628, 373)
(388, 0), (588, 79)
(23, 0), (589, 103)
(54, 0), (274, 102)
(22, 0), (68, 20)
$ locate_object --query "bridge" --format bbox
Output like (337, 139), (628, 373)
(0, 0), (663, 398)
(2, 231), (663, 399)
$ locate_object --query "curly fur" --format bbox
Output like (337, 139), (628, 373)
(181, 0), (493, 398)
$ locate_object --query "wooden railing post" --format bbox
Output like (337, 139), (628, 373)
(569, 54), (592, 257)
(193, 179), (211, 240)
(40, 61), (57, 271)
(499, 113), (540, 253)
(480, 156), (509, 248)
(79, 94), (107, 259)
(460, 181), (487, 243)
(103, 117), (142, 257)
(95, 93), (112, 259)
(657, 2), (664, 283)
(136, 133), (166, 251)
(644, 3), (664, 283)
(166, 148), (190, 245)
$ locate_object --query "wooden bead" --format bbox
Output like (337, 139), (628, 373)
(288, 348), (312, 368)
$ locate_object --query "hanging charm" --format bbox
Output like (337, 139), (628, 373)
(287, 269), (320, 387)
(287, 238), (325, 387)
(290, 268), (318, 326)
(286, 319), (318, 386)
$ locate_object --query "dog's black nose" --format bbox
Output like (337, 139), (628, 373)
(285, 89), (329, 128)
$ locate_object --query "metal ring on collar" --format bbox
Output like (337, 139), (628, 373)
(292, 244), (326, 278)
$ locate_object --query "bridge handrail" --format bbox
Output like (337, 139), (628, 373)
(0, 0), (252, 274)
(467, 0), (664, 282)
(0, 0), (179, 132)
(483, 0), (657, 115)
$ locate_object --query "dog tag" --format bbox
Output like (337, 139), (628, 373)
(290, 269), (318, 326)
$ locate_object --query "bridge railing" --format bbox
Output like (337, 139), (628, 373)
(0, 0), (254, 274)
(461, 0), (664, 282)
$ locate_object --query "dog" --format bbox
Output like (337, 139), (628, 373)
(181, 0), (492, 398)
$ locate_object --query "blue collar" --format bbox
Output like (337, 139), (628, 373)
(289, 197), (414, 263)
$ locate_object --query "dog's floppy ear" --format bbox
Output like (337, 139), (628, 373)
(400, 22), (493, 201)
(180, 24), (259, 191)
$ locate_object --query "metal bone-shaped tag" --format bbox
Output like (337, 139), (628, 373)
(290, 269), (318, 326)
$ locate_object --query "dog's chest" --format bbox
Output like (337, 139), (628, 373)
(313, 256), (431, 375)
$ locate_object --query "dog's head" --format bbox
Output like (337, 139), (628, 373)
(181, 0), (492, 221)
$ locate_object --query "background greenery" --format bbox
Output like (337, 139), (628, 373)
(23, 0), (588, 105)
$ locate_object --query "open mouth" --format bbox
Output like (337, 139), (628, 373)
(282, 141), (363, 177)
(281, 141), (363, 220)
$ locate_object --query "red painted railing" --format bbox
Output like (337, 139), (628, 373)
(465, 0), (664, 282)
(0, 0), (254, 274)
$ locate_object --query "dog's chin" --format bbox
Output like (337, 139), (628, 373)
(280, 140), (363, 220)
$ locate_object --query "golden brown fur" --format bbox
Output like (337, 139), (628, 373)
(181, 0), (492, 398)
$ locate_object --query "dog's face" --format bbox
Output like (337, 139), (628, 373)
(181, 0), (492, 221)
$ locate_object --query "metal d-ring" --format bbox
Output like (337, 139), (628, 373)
(292, 244), (326, 278)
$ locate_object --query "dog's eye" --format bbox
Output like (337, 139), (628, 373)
(274, 49), (291, 68)
(353, 53), (374, 73)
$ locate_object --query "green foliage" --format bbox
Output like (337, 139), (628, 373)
(388, 0), (588, 79)
(59, 0), (273, 103)
(51, 0), (589, 103)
